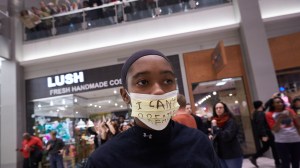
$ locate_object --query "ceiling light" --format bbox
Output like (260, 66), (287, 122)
(50, 101), (54, 106)
(113, 90), (117, 94)
(235, 100), (239, 104)
(120, 105), (123, 108)
(89, 104), (92, 106)
(62, 99), (65, 104)
(108, 100), (111, 103)
(57, 109), (60, 112)
(76, 111), (78, 114)
(38, 104), (41, 108)
(94, 105), (97, 107)
(65, 105), (68, 108)
(213, 91), (217, 95)
(195, 103), (198, 107)
(216, 81), (226, 86)
(74, 98), (77, 102)
(115, 103), (118, 106)
(98, 106), (101, 108)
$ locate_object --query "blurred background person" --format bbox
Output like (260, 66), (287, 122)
(210, 102), (243, 168)
(46, 131), (65, 168)
(186, 103), (206, 133)
(291, 97), (300, 116)
(249, 100), (281, 168)
(172, 94), (197, 129)
(265, 97), (300, 168)
(17, 133), (43, 168)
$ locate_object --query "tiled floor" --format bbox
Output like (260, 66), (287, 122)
(243, 157), (277, 168)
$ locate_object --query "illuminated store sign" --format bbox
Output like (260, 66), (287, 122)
(47, 71), (84, 88)
(26, 55), (184, 100)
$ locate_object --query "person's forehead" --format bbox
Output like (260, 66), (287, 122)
(129, 55), (173, 73)
(216, 103), (224, 107)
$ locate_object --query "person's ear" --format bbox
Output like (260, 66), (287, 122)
(120, 87), (130, 104)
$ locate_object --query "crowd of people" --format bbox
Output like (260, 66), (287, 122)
(20, 0), (229, 40)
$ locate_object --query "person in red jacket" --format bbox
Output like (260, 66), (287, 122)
(172, 94), (197, 129)
(18, 133), (43, 168)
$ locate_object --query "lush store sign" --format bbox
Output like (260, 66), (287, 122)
(26, 64), (124, 100)
(26, 55), (184, 100)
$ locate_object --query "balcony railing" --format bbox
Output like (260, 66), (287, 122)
(23, 0), (230, 41)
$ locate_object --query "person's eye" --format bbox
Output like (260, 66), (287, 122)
(164, 79), (174, 85)
(136, 80), (149, 86)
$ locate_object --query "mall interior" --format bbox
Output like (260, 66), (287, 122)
(0, 0), (300, 167)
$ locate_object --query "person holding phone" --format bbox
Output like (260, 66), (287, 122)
(46, 131), (65, 168)
(265, 97), (300, 168)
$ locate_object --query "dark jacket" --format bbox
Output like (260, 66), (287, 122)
(252, 110), (272, 137)
(213, 118), (243, 159)
(85, 120), (220, 168)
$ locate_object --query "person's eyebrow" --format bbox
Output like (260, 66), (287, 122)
(160, 70), (175, 77)
(131, 71), (151, 80)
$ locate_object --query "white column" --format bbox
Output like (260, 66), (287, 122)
(235, 0), (278, 102)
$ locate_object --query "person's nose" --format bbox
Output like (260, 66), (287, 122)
(151, 83), (165, 95)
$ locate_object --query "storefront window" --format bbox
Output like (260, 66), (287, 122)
(277, 68), (300, 100)
(29, 87), (129, 167)
(191, 77), (255, 155)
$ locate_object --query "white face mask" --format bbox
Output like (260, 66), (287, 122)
(127, 90), (179, 130)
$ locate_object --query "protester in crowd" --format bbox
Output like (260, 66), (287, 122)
(186, 103), (206, 133)
(210, 102), (243, 168)
(98, 118), (119, 144)
(20, 10), (44, 40)
(291, 97), (300, 116)
(172, 94), (197, 128)
(85, 49), (220, 167)
(119, 122), (132, 132)
(17, 133), (43, 168)
(265, 97), (300, 168)
(249, 100), (281, 168)
(46, 131), (65, 168)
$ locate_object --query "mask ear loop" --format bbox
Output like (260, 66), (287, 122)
(125, 90), (132, 109)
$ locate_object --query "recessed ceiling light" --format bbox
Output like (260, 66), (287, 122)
(62, 99), (65, 104)
(94, 105), (97, 107)
(38, 104), (41, 108)
(50, 101), (54, 106)
(108, 100), (111, 103)
(98, 106), (101, 108)
(229, 93), (233, 96)
(89, 104), (92, 106)
(74, 98), (77, 102)
(115, 103), (118, 107)
(120, 105), (123, 108)
(113, 90), (117, 94)
(76, 111), (78, 114)
(213, 91), (217, 95)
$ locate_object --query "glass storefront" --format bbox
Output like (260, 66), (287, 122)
(191, 77), (255, 155)
(29, 87), (128, 167)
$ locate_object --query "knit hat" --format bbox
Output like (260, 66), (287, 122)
(121, 49), (170, 87)
(253, 100), (263, 110)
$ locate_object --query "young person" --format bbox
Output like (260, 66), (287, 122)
(85, 49), (220, 168)
(265, 97), (300, 168)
